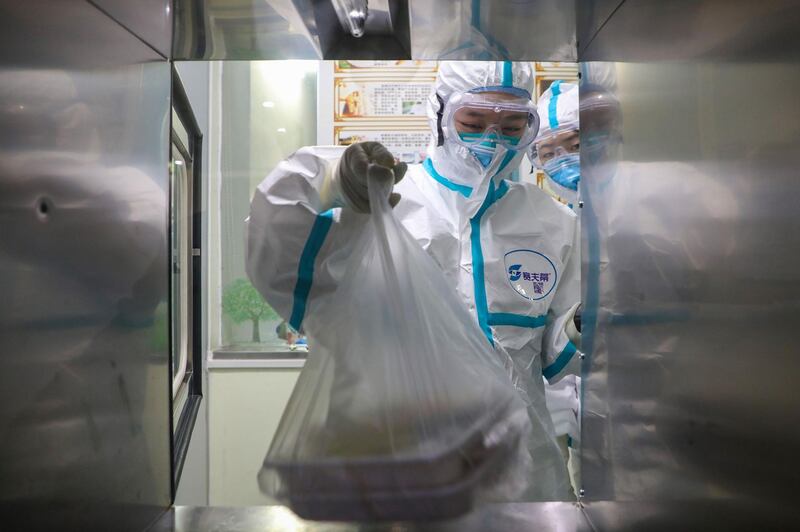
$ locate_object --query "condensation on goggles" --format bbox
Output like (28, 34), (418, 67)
(443, 92), (540, 151)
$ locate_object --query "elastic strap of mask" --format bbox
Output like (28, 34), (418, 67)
(436, 93), (445, 147)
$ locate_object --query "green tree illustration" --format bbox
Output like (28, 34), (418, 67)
(222, 279), (278, 343)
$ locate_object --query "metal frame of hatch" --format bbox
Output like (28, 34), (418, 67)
(168, 64), (204, 499)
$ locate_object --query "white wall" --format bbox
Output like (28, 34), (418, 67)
(316, 61), (334, 145)
(183, 61), (311, 507)
(208, 368), (301, 505)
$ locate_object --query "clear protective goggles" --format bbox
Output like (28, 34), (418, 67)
(442, 91), (540, 151)
(530, 121), (580, 168)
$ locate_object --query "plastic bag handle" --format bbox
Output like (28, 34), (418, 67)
(366, 164), (394, 214)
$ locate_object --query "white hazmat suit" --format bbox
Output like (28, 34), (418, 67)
(246, 61), (581, 500)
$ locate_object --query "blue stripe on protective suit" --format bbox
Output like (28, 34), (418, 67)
(502, 61), (513, 87)
(470, 0), (480, 28)
(581, 181), (600, 394)
(542, 340), (577, 380)
(424, 158), (473, 197)
(470, 179), (510, 345)
(289, 209), (334, 330)
(426, 165), (542, 342)
(548, 80), (563, 130)
(497, 149), (517, 175)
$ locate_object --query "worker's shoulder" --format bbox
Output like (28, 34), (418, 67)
(256, 145), (346, 194)
(505, 180), (577, 221)
(288, 145), (347, 163)
(274, 145), (347, 176)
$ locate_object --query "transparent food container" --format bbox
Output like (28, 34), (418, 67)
(259, 394), (523, 522)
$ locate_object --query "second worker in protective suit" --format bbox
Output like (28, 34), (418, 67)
(247, 61), (582, 500)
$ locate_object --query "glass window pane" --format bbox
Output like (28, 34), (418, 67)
(216, 61), (317, 352)
(172, 108), (191, 157)
(171, 145), (191, 396)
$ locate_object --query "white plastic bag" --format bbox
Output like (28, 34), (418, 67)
(258, 175), (533, 521)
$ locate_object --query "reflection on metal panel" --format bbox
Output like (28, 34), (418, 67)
(0, 1), (163, 69)
(151, 503), (591, 531)
(172, 0), (577, 61)
(148, 500), (800, 530)
(90, 0), (173, 57)
(582, 500), (800, 531)
(172, 0), (410, 60)
(172, 0), (323, 60)
(0, 1), (171, 530)
(575, 0), (623, 57)
(580, 60), (800, 507)
(579, 0), (800, 62)
(410, 0), (577, 60)
(152, 501), (800, 530)
(316, 0), (411, 59)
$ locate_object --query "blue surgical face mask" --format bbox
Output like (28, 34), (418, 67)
(470, 145), (495, 167)
(458, 132), (519, 168)
(543, 153), (580, 191)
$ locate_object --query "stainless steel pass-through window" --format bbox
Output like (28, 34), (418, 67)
(170, 68), (203, 496)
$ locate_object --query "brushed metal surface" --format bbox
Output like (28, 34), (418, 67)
(0, 1), (172, 531)
(579, 0), (800, 61)
(151, 500), (799, 531)
(172, 0), (577, 61)
(91, 0), (173, 57)
(150, 503), (590, 531)
(579, 59), (800, 505)
(410, 0), (577, 61)
(576, 0), (623, 56)
(172, 0), (323, 60)
(0, 0), (164, 68)
(316, 0), (411, 59)
(150, 501), (797, 532)
(582, 500), (800, 531)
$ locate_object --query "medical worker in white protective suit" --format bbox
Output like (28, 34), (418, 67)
(533, 80), (583, 496)
(246, 61), (582, 500)
(533, 80), (581, 207)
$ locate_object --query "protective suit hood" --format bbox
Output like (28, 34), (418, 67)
(426, 61), (535, 194)
(534, 80), (581, 205)
(536, 80), (579, 137)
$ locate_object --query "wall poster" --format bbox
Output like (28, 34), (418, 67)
(324, 61), (579, 193)
(328, 60), (437, 165)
